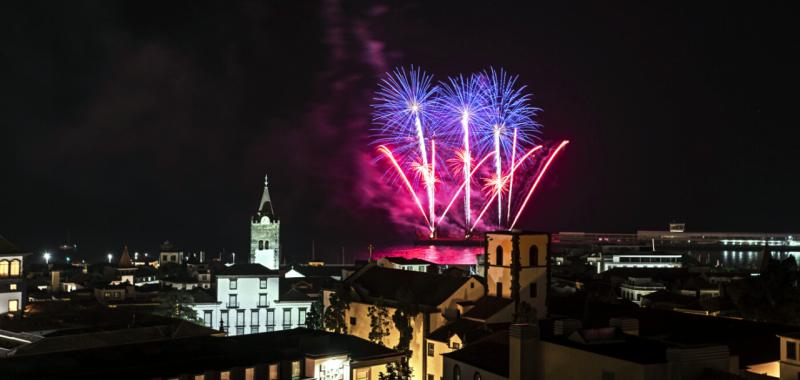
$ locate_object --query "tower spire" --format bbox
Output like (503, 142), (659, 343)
(259, 174), (275, 217)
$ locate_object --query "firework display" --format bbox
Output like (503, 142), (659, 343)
(372, 66), (568, 238)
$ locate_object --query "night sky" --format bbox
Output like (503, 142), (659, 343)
(3, 1), (798, 262)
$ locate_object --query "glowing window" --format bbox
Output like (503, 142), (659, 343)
(292, 361), (301, 379)
(0, 261), (8, 277)
(269, 364), (279, 380)
(8, 299), (19, 313)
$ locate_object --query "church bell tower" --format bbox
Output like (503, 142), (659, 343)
(251, 174), (280, 269)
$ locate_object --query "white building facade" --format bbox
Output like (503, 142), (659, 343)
(192, 263), (312, 336)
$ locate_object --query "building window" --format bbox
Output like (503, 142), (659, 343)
(350, 316), (357, 326)
(283, 309), (292, 327)
(259, 293), (268, 307)
(236, 327), (245, 335)
(245, 367), (255, 380)
(220, 371), (230, 380)
(9, 283), (17, 291)
(260, 278), (267, 289)
(299, 308), (306, 326)
(428, 375), (434, 380)
(259, 240), (264, 250)
(269, 364), (279, 380)
(529, 245), (539, 267)
(427, 342), (435, 356)
(264, 241), (269, 249)
(496, 282), (503, 298)
(473, 372), (481, 380)
(267, 309), (275, 327)
(230, 278), (237, 290)
(451, 342), (460, 349)
(529, 282), (537, 298)
(8, 299), (19, 313)
(9, 260), (20, 276)
(453, 365), (461, 380)
(788, 341), (797, 361)
(601, 370), (615, 380)
(292, 360), (301, 380)
(251, 309), (260, 325)
(237, 310), (245, 327)
(470, 282), (475, 289)
(229, 294), (238, 308)
(495, 246), (504, 266)
(0, 260), (8, 277)
(221, 310), (229, 331)
(194, 375), (204, 380)
(204, 311), (213, 327)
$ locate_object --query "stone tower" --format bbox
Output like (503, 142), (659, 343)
(250, 174), (280, 269)
(485, 231), (549, 319)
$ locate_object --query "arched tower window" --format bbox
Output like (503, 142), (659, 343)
(453, 365), (461, 380)
(474, 372), (482, 380)
(0, 260), (8, 277)
(264, 240), (269, 250)
(496, 246), (504, 266)
(10, 260), (20, 276)
(528, 245), (539, 267)
(258, 240), (264, 250)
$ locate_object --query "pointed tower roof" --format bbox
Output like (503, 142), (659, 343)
(258, 174), (276, 218)
(119, 245), (134, 268)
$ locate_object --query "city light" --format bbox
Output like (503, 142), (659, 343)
(107, 253), (113, 263)
(43, 252), (51, 264)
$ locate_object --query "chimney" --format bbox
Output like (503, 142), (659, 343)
(509, 323), (542, 380)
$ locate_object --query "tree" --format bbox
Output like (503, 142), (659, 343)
(306, 301), (324, 330)
(379, 356), (413, 380)
(153, 291), (200, 322)
(368, 298), (391, 345)
(381, 288), (418, 380)
(324, 289), (350, 334)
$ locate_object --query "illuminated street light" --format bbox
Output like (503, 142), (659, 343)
(43, 252), (51, 264)
(107, 253), (113, 263)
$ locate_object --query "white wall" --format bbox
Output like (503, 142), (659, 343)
(193, 274), (311, 335)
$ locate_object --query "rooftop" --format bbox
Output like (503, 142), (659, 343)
(218, 263), (279, 277)
(346, 265), (472, 308)
(462, 296), (513, 321)
(379, 256), (434, 265)
(0, 328), (400, 378)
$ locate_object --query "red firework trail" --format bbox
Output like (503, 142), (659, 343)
(470, 144), (545, 231)
(509, 140), (570, 229)
(377, 145), (432, 228)
(437, 151), (496, 225)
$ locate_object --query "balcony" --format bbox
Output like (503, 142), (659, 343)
(226, 302), (239, 308)
(258, 302), (271, 308)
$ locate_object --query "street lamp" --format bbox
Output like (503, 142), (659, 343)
(107, 253), (113, 264)
(43, 252), (51, 264)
